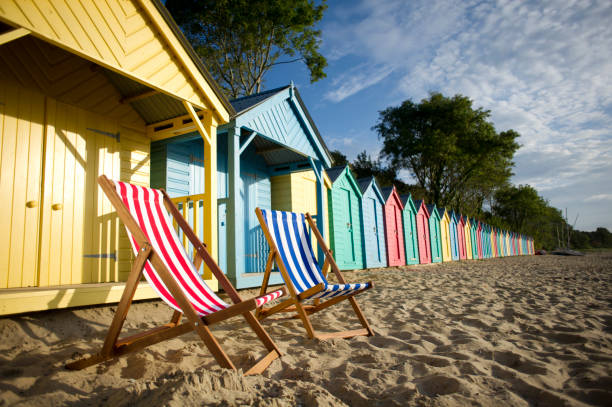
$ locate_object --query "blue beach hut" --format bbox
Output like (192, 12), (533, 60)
(449, 211), (460, 261)
(152, 84), (332, 288)
(357, 177), (387, 268)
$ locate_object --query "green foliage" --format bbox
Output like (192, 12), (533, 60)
(491, 184), (567, 250)
(350, 151), (422, 196)
(166, 0), (327, 98)
(572, 228), (612, 249)
(330, 150), (348, 166)
(373, 93), (520, 212)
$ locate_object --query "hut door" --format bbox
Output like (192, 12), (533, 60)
(341, 188), (356, 263)
(393, 205), (402, 261)
(371, 198), (381, 263)
(405, 212), (416, 260)
(418, 214), (429, 261)
(38, 99), (121, 287)
(0, 84), (45, 289)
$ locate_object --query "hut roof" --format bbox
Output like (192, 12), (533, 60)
(357, 177), (373, 194)
(426, 204), (437, 216)
(381, 187), (394, 201)
(326, 165), (348, 183)
(228, 85), (331, 165)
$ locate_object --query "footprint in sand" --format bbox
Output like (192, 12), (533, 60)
(493, 351), (548, 375)
(415, 375), (463, 396)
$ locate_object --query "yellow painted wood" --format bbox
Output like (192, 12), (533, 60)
(0, 0), (230, 122)
(0, 282), (158, 316)
(0, 37), (144, 128)
(202, 111), (218, 290)
(270, 170), (331, 255)
(0, 81), (45, 288)
(0, 27), (30, 45)
(464, 219), (473, 260)
(439, 211), (451, 262)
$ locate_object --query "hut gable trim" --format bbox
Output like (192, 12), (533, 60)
(381, 186), (403, 209)
(357, 177), (384, 203)
(400, 194), (417, 213)
(227, 85), (331, 167)
(328, 166), (362, 198)
(0, 0), (232, 122)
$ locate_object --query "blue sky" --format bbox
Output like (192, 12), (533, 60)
(261, 0), (612, 231)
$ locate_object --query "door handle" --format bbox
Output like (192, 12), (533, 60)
(52, 203), (63, 211)
(26, 201), (38, 208)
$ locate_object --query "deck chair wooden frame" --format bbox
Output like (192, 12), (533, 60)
(66, 176), (283, 375)
(255, 208), (374, 340)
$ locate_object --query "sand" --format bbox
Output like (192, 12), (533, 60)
(1, 252), (611, 406)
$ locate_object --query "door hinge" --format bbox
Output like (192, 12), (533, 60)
(83, 252), (117, 261)
(87, 127), (120, 142)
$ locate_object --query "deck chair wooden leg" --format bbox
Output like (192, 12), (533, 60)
(348, 297), (374, 336)
(190, 320), (235, 370)
(169, 310), (182, 326)
(66, 244), (152, 370)
(294, 301), (317, 339)
(256, 250), (275, 319)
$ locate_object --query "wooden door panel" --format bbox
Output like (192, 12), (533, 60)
(0, 82), (45, 288)
(39, 99), (121, 286)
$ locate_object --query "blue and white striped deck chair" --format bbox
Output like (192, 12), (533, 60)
(255, 208), (374, 340)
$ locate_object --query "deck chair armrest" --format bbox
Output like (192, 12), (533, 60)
(296, 283), (325, 300)
(202, 298), (259, 325)
(203, 288), (287, 325)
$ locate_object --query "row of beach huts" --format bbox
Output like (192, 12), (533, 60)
(0, 0), (532, 316)
(324, 165), (534, 272)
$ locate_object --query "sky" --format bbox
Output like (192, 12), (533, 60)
(261, 0), (612, 231)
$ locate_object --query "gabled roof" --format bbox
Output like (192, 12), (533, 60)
(357, 177), (373, 194)
(326, 165), (347, 183)
(226, 84), (332, 166)
(426, 204), (438, 218)
(357, 177), (384, 202)
(230, 85), (291, 114)
(414, 199), (424, 211)
(437, 207), (447, 218)
(400, 194), (417, 212)
(381, 187), (393, 201)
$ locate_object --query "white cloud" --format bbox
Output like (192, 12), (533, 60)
(585, 194), (612, 202)
(324, 64), (395, 102)
(320, 0), (612, 229)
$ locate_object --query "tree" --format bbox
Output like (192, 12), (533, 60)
(330, 150), (348, 166)
(350, 151), (419, 196)
(491, 184), (569, 250)
(166, 0), (328, 98)
(373, 93), (520, 208)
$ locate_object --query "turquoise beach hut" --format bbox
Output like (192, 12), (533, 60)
(357, 177), (387, 269)
(327, 166), (365, 270)
(449, 211), (460, 261)
(400, 194), (420, 265)
(470, 218), (480, 259)
(426, 204), (443, 263)
(152, 84), (332, 288)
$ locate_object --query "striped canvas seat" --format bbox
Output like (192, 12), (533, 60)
(116, 181), (283, 316)
(259, 209), (371, 300)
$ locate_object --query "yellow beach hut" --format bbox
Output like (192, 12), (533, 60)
(438, 207), (452, 262)
(463, 215), (473, 260)
(0, 0), (233, 315)
(271, 170), (331, 260)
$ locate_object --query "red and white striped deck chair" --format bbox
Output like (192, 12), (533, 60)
(255, 208), (374, 340)
(66, 176), (285, 375)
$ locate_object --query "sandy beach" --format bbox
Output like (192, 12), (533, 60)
(1, 252), (611, 406)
